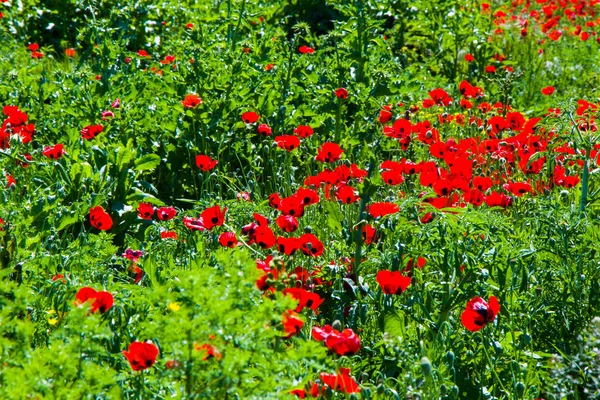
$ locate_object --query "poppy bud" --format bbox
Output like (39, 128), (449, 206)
(480, 268), (489, 279)
(420, 357), (431, 376)
(522, 333), (531, 344)
(450, 386), (459, 398)
(332, 319), (342, 331)
(516, 382), (525, 397)
(440, 384), (447, 395)
(303, 226), (312, 234)
(446, 351), (455, 367)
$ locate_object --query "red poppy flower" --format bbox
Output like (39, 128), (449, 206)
(75, 287), (114, 313)
(379, 105), (393, 123)
(361, 224), (378, 245)
(335, 185), (359, 204)
(320, 368), (360, 394)
(283, 310), (304, 338)
(257, 123), (272, 136)
(81, 124), (103, 140)
(367, 202), (400, 218)
(123, 341), (159, 371)
(137, 203), (154, 220)
(283, 288), (324, 312)
(160, 55), (175, 65)
(503, 181), (532, 197)
(89, 206), (113, 231)
(316, 142), (343, 163)
(161, 231), (178, 240)
(464, 54), (475, 62)
(376, 270), (411, 294)
(276, 215), (299, 232)
(334, 88), (348, 99)
(194, 343), (222, 360)
(428, 88), (453, 106)
(298, 45), (314, 54)
(325, 328), (361, 356)
(242, 111), (260, 124)
(201, 205), (227, 230)
(275, 135), (301, 151)
(294, 125), (314, 138)
(269, 193), (282, 209)
(485, 65), (497, 73)
(312, 325), (335, 341)
(218, 232), (238, 248)
(156, 206), (177, 221)
(461, 296), (500, 332)
(472, 176), (492, 192)
(290, 383), (321, 398)
(313, 325), (361, 356)
(541, 86), (555, 96)
(195, 155), (218, 171)
(299, 233), (324, 257)
(42, 144), (65, 159)
(295, 188), (320, 205)
(254, 225), (277, 249)
(137, 49), (150, 57)
(65, 48), (76, 57)
(182, 94), (202, 108)
(277, 236), (301, 255)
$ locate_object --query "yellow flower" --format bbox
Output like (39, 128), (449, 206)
(168, 302), (181, 312)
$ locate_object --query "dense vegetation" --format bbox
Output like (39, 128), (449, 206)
(1, 0), (600, 398)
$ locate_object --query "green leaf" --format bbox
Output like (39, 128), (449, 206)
(323, 201), (343, 232)
(134, 154), (161, 172)
(383, 309), (405, 337)
(56, 213), (79, 232)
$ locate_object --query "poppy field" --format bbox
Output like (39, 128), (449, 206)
(2, 0), (600, 398)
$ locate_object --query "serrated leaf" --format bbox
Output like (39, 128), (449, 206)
(134, 154), (161, 171)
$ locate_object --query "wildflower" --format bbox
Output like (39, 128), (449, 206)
(283, 288), (324, 312)
(123, 341), (159, 371)
(461, 296), (500, 332)
(201, 205), (227, 230)
(123, 249), (143, 263)
(541, 86), (555, 95)
(376, 270), (411, 294)
(315, 142), (343, 163)
(89, 206), (113, 231)
(81, 124), (103, 140)
(334, 88), (348, 99)
(137, 203), (154, 220)
(218, 232), (238, 248)
(257, 123), (272, 135)
(195, 155), (218, 171)
(42, 144), (65, 159)
(282, 310), (304, 338)
(298, 45), (314, 54)
(275, 135), (301, 151)
(319, 368), (360, 394)
(156, 206), (177, 221)
(182, 94), (202, 108)
(294, 125), (314, 138)
(75, 287), (114, 313)
(242, 111), (260, 124)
